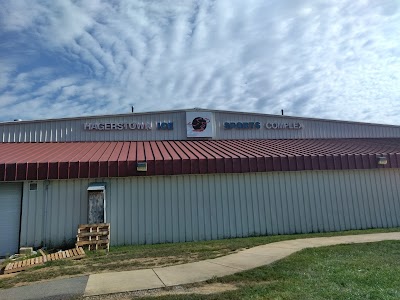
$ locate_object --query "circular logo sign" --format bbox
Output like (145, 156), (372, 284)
(189, 117), (210, 132)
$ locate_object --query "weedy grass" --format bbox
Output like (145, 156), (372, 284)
(1, 227), (399, 289)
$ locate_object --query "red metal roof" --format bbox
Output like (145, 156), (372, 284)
(1, 139), (400, 181)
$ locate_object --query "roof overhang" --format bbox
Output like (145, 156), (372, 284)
(0, 139), (399, 181)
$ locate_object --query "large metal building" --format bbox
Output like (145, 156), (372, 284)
(1, 109), (400, 256)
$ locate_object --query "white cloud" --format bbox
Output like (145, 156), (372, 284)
(0, 0), (45, 32)
(0, 0), (400, 124)
(0, 60), (16, 91)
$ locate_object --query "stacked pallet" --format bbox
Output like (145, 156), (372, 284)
(76, 223), (110, 251)
(4, 247), (85, 274)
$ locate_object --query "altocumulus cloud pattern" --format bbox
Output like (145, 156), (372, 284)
(0, 0), (399, 123)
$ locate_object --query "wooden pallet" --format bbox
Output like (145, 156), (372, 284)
(4, 247), (85, 274)
(76, 223), (110, 251)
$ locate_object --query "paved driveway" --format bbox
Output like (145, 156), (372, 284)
(0, 276), (88, 300)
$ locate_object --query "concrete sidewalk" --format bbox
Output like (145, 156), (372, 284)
(1, 232), (399, 299)
(84, 232), (400, 296)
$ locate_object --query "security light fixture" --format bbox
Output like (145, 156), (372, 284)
(377, 156), (388, 165)
(137, 162), (147, 171)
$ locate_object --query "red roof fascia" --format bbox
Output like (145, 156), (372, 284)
(1, 139), (400, 181)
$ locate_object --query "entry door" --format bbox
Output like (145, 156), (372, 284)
(88, 190), (105, 224)
(0, 183), (22, 257)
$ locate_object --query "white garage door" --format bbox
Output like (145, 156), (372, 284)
(0, 183), (22, 257)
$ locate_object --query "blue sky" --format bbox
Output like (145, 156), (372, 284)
(0, 0), (399, 124)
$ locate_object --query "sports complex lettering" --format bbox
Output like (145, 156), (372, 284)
(265, 122), (303, 129)
(224, 122), (261, 129)
(224, 121), (303, 130)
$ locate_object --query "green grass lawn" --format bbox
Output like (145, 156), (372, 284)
(1, 227), (399, 290)
(141, 241), (400, 300)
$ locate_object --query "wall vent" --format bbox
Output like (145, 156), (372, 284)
(29, 183), (38, 191)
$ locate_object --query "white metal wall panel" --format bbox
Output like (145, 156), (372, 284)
(0, 183), (22, 256)
(19, 169), (400, 248)
(20, 180), (90, 247)
(106, 169), (400, 244)
(215, 112), (400, 140)
(3, 110), (400, 142)
(1, 111), (186, 142)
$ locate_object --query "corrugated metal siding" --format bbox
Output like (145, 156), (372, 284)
(214, 112), (400, 140)
(1, 112), (185, 142)
(20, 179), (91, 247)
(3, 111), (400, 142)
(20, 169), (400, 247)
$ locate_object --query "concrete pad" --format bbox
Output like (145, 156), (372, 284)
(328, 236), (369, 244)
(274, 236), (365, 249)
(304, 233), (400, 247)
(208, 252), (284, 271)
(0, 276), (88, 300)
(291, 236), (367, 248)
(154, 260), (238, 286)
(84, 269), (164, 296)
(378, 232), (400, 239)
(242, 244), (298, 257)
(294, 237), (346, 247)
(344, 233), (400, 243)
(256, 240), (309, 250)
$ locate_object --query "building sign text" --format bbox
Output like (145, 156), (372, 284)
(224, 122), (261, 129)
(224, 121), (303, 130)
(265, 122), (303, 129)
(83, 122), (174, 131)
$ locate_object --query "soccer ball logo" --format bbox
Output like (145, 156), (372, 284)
(188, 117), (210, 132)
